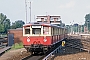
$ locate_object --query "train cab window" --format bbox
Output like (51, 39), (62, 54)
(25, 28), (30, 34)
(32, 28), (41, 34)
(43, 26), (49, 35)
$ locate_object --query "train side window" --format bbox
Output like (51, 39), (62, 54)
(56, 28), (57, 35)
(63, 28), (64, 34)
(25, 28), (30, 34)
(51, 27), (53, 35)
(55, 28), (56, 35)
(59, 28), (61, 34)
(54, 27), (56, 35)
(43, 26), (49, 35)
(53, 27), (54, 35)
(61, 29), (62, 34)
(57, 28), (59, 34)
(59, 28), (60, 34)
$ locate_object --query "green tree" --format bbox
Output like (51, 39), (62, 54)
(0, 24), (4, 33)
(4, 19), (11, 33)
(0, 13), (10, 33)
(11, 20), (25, 29)
(84, 13), (90, 31)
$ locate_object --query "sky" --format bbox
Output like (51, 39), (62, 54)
(0, 0), (90, 25)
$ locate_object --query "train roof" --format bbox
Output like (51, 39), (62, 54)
(23, 22), (66, 29)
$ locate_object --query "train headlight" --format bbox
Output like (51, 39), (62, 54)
(43, 39), (47, 42)
(44, 36), (47, 42)
(27, 36), (30, 42)
(27, 38), (30, 42)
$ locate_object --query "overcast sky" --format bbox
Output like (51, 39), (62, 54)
(0, 0), (90, 25)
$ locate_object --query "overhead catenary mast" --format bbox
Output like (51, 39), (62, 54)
(25, 0), (27, 23)
(29, 1), (31, 23)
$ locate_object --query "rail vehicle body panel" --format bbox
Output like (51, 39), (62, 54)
(23, 36), (51, 45)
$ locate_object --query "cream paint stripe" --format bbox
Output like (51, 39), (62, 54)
(23, 35), (51, 36)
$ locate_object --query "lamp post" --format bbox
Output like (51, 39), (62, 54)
(70, 22), (72, 34)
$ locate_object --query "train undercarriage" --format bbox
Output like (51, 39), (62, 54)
(24, 44), (51, 54)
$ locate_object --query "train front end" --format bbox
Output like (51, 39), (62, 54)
(23, 23), (51, 53)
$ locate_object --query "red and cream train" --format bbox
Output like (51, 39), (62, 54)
(22, 22), (67, 54)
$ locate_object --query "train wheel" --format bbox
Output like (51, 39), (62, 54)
(43, 47), (48, 54)
(31, 51), (36, 55)
(43, 50), (46, 54)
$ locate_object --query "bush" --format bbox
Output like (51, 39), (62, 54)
(11, 42), (24, 49)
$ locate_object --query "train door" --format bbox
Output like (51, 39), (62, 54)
(43, 26), (51, 45)
(8, 33), (14, 46)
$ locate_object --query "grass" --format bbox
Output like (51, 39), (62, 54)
(11, 42), (24, 50)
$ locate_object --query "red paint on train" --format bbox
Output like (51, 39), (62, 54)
(23, 36), (52, 45)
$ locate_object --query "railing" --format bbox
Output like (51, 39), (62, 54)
(43, 45), (63, 60)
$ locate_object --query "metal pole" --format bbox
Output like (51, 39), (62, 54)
(25, 0), (27, 23)
(70, 22), (71, 34)
(87, 22), (88, 33)
(78, 25), (79, 34)
(76, 25), (77, 34)
(71, 25), (72, 34)
(81, 22), (82, 33)
(29, 1), (31, 23)
(72, 20), (74, 34)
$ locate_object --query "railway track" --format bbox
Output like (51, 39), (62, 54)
(0, 46), (11, 56)
(0, 37), (9, 56)
(27, 55), (44, 60)
(0, 37), (8, 48)
(22, 54), (46, 60)
(67, 35), (90, 53)
(22, 48), (54, 60)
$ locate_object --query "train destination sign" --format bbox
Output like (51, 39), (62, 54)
(32, 26), (41, 28)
